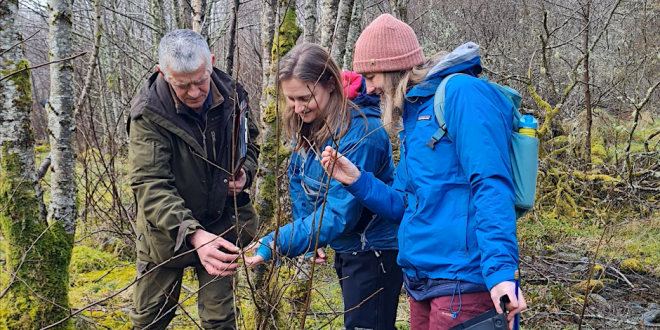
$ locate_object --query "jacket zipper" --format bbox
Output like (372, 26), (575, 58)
(196, 123), (207, 157)
(360, 214), (377, 250)
(211, 131), (217, 162)
(400, 134), (420, 272)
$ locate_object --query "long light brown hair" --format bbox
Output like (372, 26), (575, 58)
(380, 51), (448, 133)
(279, 43), (358, 151)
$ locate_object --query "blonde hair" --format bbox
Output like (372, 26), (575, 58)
(380, 51), (449, 133)
(279, 43), (358, 151)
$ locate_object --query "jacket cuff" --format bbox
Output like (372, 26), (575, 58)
(174, 220), (205, 252)
(344, 167), (371, 198)
(485, 268), (516, 291)
(255, 236), (274, 262)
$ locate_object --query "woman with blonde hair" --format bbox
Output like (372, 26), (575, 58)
(321, 14), (527, 330)
(246, 43), (402, 330)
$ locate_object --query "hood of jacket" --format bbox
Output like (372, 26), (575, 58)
(352, 77), (381, 109)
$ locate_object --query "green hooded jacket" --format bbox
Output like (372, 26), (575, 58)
(128, 68), (260, 268)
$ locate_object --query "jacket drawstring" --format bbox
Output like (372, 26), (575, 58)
(449, 280), (462, 319)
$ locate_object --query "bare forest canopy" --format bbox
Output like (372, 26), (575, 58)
(1, 0), (659, 329)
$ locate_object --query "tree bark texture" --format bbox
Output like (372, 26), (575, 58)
(582, 0), (592, 165)
(330, 0), (355, 68)
(391, 0), (408, 22)
(150, 0), (166, 50)
(0, 0), (74, 328)
(192, 0), (207, 33)
(225, 0), (240, 76)
(47, 0), (78, 235)
(303, 0), (317, 43)
(319, 0), (339, 50)
(342, 0), (363, 70)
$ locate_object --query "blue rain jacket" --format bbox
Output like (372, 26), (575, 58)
(257, 90), (398, 261)
(345, 47), (519, 290)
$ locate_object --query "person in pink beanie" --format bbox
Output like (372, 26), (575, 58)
(321, 14), (527, 330)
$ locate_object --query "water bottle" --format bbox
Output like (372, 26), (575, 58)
(519, 112), (537, 138)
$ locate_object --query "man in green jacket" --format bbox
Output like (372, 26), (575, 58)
(128, 29), (260, 330)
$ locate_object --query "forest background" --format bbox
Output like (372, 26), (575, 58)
(0, 0), (659, 328)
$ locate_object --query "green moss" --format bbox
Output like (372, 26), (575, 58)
(0, 148), (74, 330)
(570, 279), (604, 294)
(69, 246), (118, 274)
(620, 258), (647, 274)
(34, 144), (50, 154)
(271, 8), (303, 61)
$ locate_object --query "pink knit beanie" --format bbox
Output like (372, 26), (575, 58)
(352, 14), (425, 74)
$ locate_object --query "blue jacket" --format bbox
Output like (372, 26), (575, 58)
(345, 46), (519, 291)
(257, 92), (398, 261)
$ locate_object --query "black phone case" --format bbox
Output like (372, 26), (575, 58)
(448, 296), (510, 330)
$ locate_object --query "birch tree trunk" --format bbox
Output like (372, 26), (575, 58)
(304, 0), (317, 42)
(319, 0), (339, 50)
(0, 0), (73, 327)
(342, 0), (363, 70)
(582, 0), (592, 165)
(150, 0), (166, 56)
(172, 0), (183, 29)
(47, 0), (77, 236)
(225, 0), (240, 75)
(192, 0), (206, 33)
(391, 0), (408, 22)
(329, 0), (354, 67)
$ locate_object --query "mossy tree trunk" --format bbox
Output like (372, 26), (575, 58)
(329, 0), (355, 68)
(0, 0), (73, 328)
(342, 0), (363, 71)
(250, 4), (302, 328)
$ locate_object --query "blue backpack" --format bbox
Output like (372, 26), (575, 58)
(427, 73), (539, 219)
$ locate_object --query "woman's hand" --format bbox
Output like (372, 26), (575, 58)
(320, 146), (361, 185)
(490, 281), (527, 330)
(309, 248), (327, 264)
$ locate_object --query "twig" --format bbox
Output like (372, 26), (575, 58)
(0, 30), (41, 57)
(0, 52), (87, 82)
(607, 266), (634, 289)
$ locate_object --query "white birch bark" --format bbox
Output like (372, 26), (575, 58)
(47, 0), (78, 234)
(342, 0), (363, 70)
(304, 0), (318, 42)
(192, 0), (203, 33)
(0, 0), (40, 200)
(319, 0), (339, 50)
(329, 0), (354, 67)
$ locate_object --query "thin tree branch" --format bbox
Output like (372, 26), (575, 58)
(0, 52), (87, 82)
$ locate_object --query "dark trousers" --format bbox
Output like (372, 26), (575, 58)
(334, 250), (403, 330)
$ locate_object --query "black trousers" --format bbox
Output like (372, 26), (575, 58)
(334, 250), (404, 330)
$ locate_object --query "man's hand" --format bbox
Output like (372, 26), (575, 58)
(189, 229), (240, 276)
(309, 248), (327, 264)
(490, 281), (527, 330)
(227, 169), (246, 195)
(320, 146), (361, 185)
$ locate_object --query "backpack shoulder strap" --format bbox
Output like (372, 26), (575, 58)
(426, 73), (468, 149)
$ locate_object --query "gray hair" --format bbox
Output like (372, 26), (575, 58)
(158, 29), (212, 79)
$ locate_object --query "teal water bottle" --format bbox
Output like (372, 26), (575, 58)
(519, 112), (537, 138)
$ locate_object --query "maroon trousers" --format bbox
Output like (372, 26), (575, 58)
(409, 291), (494, 330)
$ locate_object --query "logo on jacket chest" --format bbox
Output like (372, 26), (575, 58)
(418, 115), (431, 121)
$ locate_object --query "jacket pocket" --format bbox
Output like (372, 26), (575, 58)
(300, 175), (328, 198)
